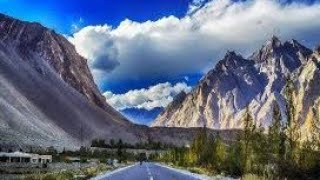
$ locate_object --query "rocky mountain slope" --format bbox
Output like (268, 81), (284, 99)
(152, 37), (320, 133)
(0, 13), (128, 121)
(0, 13), (137, 148)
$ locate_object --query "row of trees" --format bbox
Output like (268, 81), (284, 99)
(23, 140), (137, 163)
(23, 138), (166, 163)
(41, 145), (138, 163)
(157, 79), (320, 179)
(90, 138), (171, 163)
(91, 138), (172, 150)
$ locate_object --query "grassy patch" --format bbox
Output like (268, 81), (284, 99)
(242, 174), (266, 180)
(25, 171), (73, 180)
(83, 164), (113, 178)
(187, 167), (206, 174)
(168, 164), (212, 176)
(24, 164), (114, 180)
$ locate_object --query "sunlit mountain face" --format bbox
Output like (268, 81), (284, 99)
(2, 0), (320, 125)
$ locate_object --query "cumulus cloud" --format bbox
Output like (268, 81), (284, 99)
(68, 25), (120, 73)
(69, 0), (320, 84)
(103, 82), (191, 110)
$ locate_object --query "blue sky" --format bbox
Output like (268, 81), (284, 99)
(0, 0), (190, 35)
(1, 0), (320, 125)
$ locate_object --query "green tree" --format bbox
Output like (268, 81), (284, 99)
(79, 146), (88, 164)
(299, 107), (320, 174)
(284, 77), (295, 128)
(284, 77), (300, 165)
(251, 124), (268, 176)
(240, 106), (255, 174)
(268, 102), (282, 154)
(268, 102), (283, 173)
(311, 107), (320, 149)
(212, 134), (227, 172)
(190, 125), (208, 165)
(117, 139), (124, 162)
(225, 139), (242, 176)
(110, 139), (115, 148)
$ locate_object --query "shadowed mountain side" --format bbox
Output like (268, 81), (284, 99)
(0, 13), (134, 149)
(0, 13), (128, 122)
(0, 40), (137, 148)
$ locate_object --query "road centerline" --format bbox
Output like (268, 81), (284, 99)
(145, 163), (153, 180)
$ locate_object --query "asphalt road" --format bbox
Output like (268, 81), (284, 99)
(95, 162), (201, 180)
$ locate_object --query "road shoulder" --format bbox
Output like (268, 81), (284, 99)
(91, 163), (137, 180)
(155, 163), (235, 180)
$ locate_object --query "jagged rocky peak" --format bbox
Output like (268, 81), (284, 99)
(0, 13), (111, 111)
(288, 39), (306, 49)
(221, 51), (245, 67)
(252, 36), (311, 60)
(251, 36), (312, 73)
(214, 51), (251, 73)
(267, 35), (282, 48)
(283, 39), (313, 57)
(259, 35), (282, 55)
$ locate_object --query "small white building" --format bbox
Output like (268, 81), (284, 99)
(0, 151), (52, 164)
(30, 154), (52, 164)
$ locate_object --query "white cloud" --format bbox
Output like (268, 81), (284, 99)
(68, 0), (320, 84)
(103, 82), (191, 110)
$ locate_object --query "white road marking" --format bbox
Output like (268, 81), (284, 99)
(91, 163), (137, 180)
(146, 163), (153, 180)
(155, 163), (203, 180)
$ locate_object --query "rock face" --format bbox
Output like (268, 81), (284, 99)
(152, 37), (320, 133)
(0, 13), (126, 121)
(0, 13), (134, 148)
